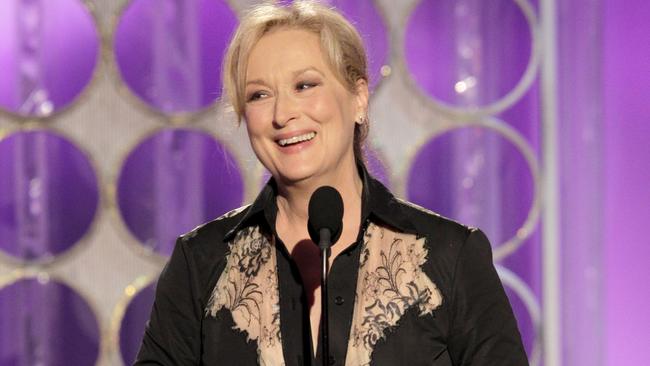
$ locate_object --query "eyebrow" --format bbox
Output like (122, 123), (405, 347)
(292, 67), (325, 78)
(245, 67), (325, 87)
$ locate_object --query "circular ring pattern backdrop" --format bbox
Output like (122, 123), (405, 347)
(116, 128), (244, 257)
(406, 118), (540, 260)
(0, 0), (99, 118)
(322, 0), (390, 90)
(0, 1), (547, 364)
(403, 0), (539, 117)
(497, 265), (542, 366)
(0, 275), (100, 366)
(0, 129), (99, 262)
(115, 280), (156, 366)
(114, 0), (238, 115)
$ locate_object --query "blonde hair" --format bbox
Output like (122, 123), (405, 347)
(222, 0), (369, 161)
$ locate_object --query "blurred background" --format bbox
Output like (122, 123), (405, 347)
(0, 0), (647, 365)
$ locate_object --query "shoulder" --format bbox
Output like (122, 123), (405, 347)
(179, 204), (251, 243)
(160, 204), (254, 303)
(174, 204), (253, 266)
(390, 198), (486, 292)
(392, 197), (474, 244)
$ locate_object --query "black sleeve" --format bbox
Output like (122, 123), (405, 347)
(134, 238), (202, 365)
(447, 228), (529, 366)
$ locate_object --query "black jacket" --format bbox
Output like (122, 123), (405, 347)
(135, 166), (528, 366)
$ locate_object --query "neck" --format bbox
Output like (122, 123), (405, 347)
(275, 161), (363, 231)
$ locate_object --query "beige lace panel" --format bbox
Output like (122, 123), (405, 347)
(205, 225), (285, 365)
(345, 223), (443, 366)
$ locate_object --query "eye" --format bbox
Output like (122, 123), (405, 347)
(296, 81), (318, 91)
(246, 91), (267, 102)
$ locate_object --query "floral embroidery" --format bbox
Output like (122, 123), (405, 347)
(204, 213), (440, 365)
(237, 234), (272, 277)
(345, 223), (442, 366)
(205, 225), (284, 365)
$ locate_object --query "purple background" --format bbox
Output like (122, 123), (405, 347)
(119, 283), (156, 365)
(407, 127), (534, 249)
(404, 0), (541, 359)
(0, 130), (99, 261)
(114, 0), (237, 113)
(321, 0), (389, 90)
(405, 0), (532, 108)
(603, 0), (650, 364)
(117, 128), (243, 256)
(0, 0), (98, 116)
(0, 278), (100, 365)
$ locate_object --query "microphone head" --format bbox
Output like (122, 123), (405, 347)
(308, 186), (344, 247)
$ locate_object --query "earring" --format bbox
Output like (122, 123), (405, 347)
(357, 115), (367, 124)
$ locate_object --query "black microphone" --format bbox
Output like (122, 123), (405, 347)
(307, 186), (343, 366)
(308, 186), (344, 249)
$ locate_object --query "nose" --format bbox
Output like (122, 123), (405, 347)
(272, 90), (298, 128)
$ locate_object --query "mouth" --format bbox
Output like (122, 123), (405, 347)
(276, 131), (317, 147)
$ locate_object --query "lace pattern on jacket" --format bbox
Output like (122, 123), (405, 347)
(205, 222), (442, 366)
(345, 222), (443, 366)
(205, 225), (284, 365)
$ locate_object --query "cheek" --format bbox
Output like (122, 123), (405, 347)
(304, 92), (347, 125)
(245, 123), (267, 156)
(245, 124), (272, 169)
(243, 117), (265, 155)
(244, 107), (268, 137)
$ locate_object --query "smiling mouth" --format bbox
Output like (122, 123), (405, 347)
(277, 132), (316, 147)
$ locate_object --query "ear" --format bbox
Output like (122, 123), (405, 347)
(354, 78), (369, 124)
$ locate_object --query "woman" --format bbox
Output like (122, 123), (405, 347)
(135, 2), (528, 365)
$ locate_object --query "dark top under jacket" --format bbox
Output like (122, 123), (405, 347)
(134, 165), (529, 366)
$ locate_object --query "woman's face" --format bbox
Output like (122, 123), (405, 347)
(243, 28), (368, 185)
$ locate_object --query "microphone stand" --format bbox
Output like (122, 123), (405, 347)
(318, 228), (331, 366)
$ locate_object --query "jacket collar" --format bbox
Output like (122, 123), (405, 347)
(224, 163), (417, 241)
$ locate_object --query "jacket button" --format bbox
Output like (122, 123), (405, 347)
(334, 296), (344, 305)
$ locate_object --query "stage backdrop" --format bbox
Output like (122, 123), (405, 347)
(0, 0), (610, 365)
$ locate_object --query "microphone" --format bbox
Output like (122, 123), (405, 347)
(308, 186), (344, 250)
(307, 186), (343, 366)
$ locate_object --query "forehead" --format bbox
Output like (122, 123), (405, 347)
(246, 28), (331, 79)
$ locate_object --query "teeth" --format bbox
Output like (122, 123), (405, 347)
(278, 132), (316, 146)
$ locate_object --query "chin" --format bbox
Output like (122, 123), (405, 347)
(276, 166), (317, 185)
(267, 153), (321, 184)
